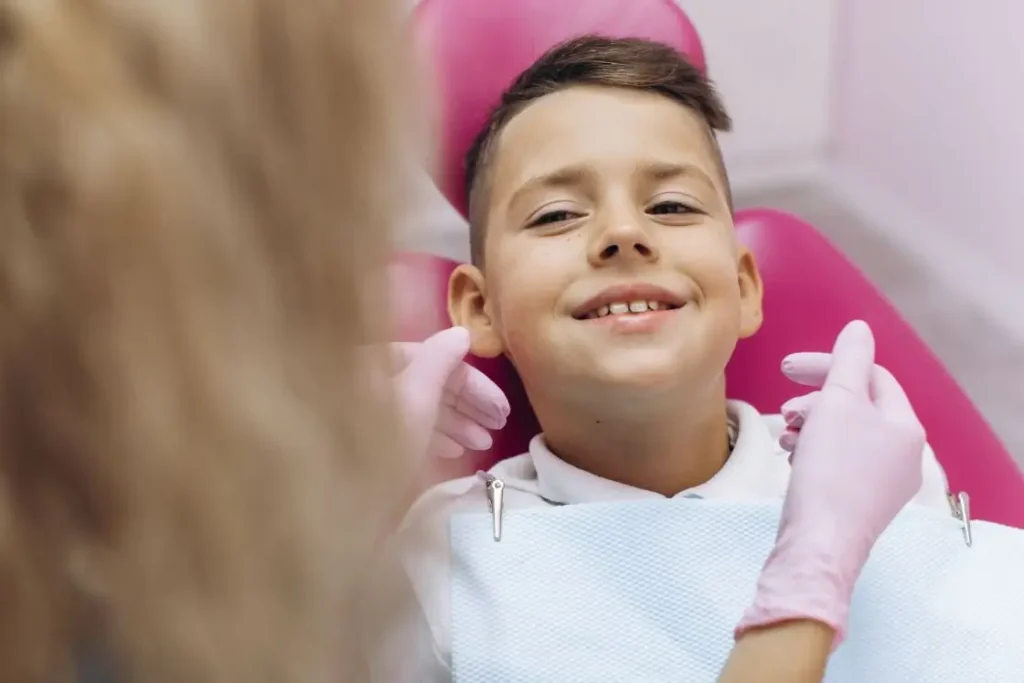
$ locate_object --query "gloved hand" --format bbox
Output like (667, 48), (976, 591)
(735, 320), (925, 645)
(776, 355), (910, 454)
(392, 326), (510, 461)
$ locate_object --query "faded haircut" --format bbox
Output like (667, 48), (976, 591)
(464, 35), (733, 265)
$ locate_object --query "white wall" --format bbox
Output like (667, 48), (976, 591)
(679, 0), (836, 189)
(829, 0), (1024, 341)
(400, 0), (839, 260)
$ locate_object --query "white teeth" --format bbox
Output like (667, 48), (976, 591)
(588, 300), (673, 318)
(628, 300), (648, 313)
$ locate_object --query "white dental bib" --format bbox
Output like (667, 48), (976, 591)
(449, 498), (1024, 682)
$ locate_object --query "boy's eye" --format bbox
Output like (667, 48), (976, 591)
(528, 209), (580, 228)
(647, 201), (696, 216)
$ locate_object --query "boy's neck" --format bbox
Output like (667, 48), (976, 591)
(537, 383), (732, 497)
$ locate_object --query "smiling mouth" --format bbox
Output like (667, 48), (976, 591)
(575, 299), (684, 320)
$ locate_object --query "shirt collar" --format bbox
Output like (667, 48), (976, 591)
(529, 400), (780, 505)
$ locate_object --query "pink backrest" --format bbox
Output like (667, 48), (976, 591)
(730, 210), (1024, 527)
(406, 0), (1024, 525)
(414, 0), (705, 217)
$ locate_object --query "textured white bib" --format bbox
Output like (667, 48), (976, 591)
(450, 498), (1024, 682)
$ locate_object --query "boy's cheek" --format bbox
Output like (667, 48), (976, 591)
(498, 315), (555, 370)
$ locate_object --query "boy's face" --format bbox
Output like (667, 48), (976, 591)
(450, 86), (762, 404)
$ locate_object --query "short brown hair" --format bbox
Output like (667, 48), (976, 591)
(465, 35), (733, 264)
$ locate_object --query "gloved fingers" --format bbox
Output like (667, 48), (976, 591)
(868, 363), (923, 429)
(781, 323), (876, 394)
(780, 391), (821, 429)
(779, 428), (798, 453)
(436, 409), (494, 451)
(821, 320), (876, 395)
(780, 352), (831, 388)
(781, 353), (920, 425)
(442, 363), (510, 429)
(783, 351), (899, 399)
(427, 432), (465, 460)
(444, 390), (507, 431)
(399, 327), (471, 400)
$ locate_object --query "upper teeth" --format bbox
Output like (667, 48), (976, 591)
(589, 300), (665, 319)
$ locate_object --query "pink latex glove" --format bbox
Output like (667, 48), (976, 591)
(776, 358), (910, 454)
(735, 320), (925, 645)
(393, 327), (510, 461)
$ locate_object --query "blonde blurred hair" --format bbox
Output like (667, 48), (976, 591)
(0, 0), (413, 680)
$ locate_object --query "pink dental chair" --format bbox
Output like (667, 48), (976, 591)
(398, 0), (1024, 527)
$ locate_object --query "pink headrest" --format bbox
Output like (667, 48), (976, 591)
(413, 0), (706, 217)
(392, 209), (1024, 527)
(730, 210), (1024, 527)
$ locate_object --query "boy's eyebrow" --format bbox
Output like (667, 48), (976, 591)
(635, 160), (719, 194)
(506, 165), (595, 215)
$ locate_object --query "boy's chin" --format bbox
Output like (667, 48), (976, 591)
(585, 352), (698, 392)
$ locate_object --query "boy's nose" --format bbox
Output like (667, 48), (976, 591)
(589, 221), (660, 267)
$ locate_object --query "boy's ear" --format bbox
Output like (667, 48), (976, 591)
(736, 247), (764, 339)
(448, 264), (504, 358)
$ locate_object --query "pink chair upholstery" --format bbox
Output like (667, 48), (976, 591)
(730, 210), (1024, 527)
(414, 0), (705, 217)
(403, 0), (1024, 526)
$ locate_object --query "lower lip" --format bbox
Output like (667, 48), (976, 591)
(583, 308), (681, 334)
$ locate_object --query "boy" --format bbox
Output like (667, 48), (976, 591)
(389, 36), (950, 681)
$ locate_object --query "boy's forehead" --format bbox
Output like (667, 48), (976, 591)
(489, 86), (723, 202)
